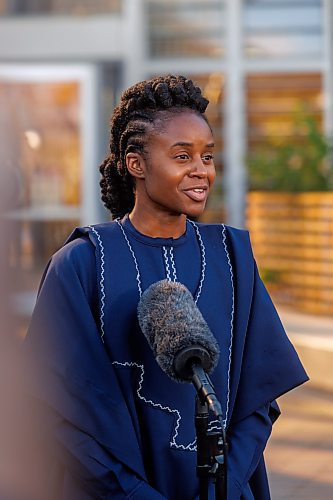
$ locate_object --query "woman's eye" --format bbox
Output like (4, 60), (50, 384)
(175, 154), (189, 160)
(202, 154), (214, 161)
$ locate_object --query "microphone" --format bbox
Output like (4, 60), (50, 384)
(137, 279), (223, 418)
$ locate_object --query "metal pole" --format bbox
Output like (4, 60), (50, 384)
(123, 0), (146, 88)
(323, 0), (333, 137)
(223, 0), (247, 228)
(80, 65), (103, 225)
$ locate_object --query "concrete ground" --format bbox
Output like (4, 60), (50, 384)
(265, 307), (333, 499)
(266, 384), (333, 499)
(279, 308), (333, 392)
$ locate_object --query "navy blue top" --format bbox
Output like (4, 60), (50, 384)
(25, 217), (308, 499)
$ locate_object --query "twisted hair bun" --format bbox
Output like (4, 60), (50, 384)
(100, 75), (209, 218)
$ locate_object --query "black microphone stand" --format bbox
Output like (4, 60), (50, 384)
(195, 397), (227, 500)
(173, 350), (228, 499)
(194, 386), (227, 499)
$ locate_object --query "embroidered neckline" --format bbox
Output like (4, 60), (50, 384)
(116, 218), (206, 304)
(120, 214), (189, 248)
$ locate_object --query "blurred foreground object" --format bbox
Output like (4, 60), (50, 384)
(0, 160), (48, 500)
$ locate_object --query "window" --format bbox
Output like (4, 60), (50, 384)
(243, 0), (323, 58)
(246, 72), (323, 149)
(0, 0), (122, 16)
(1, 80), (81, 322)
(147, 0), (225, 59)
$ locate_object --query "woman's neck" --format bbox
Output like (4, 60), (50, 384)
(129, 207), (187, 238)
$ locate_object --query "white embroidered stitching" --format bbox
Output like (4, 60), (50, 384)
(221, 224), (235, 427)
(188, 220), (206, 304)
(116, 220), (142, 297)
(88, 226), (106, 342)
(169, 247), (178, 282)
(162, 246), (172, 282)
(112, 361), (197, 451)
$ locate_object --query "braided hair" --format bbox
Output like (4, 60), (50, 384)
(100, 75), (209, 219)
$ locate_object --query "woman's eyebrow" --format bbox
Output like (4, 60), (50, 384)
(170, 141), (215, 148)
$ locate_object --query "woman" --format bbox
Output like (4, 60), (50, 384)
(25, 75), (308, 499)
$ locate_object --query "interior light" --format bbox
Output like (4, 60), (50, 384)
(25, 130), (42, 150)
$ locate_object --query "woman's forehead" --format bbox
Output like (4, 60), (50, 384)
(149, 110), (213, 143)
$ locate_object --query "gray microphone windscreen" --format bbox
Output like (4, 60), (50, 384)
(137, 279), (220, 382)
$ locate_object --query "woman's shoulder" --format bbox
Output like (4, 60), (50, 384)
(196, 221), (252, 251)
(39, 233), (97, 296)
(52, 221), (116, 262)
(52, 234), (94, 267)
(37, 233), (98, 300)
(46, 221), (124, 282)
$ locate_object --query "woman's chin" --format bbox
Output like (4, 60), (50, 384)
(184, 204), (207, 220)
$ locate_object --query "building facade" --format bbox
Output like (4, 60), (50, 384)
(0, 0), (332, 318)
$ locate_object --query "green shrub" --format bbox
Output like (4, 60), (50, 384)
(247, 114), (333, 192)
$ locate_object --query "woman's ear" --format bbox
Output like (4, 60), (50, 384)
(126, 152), (145, 179)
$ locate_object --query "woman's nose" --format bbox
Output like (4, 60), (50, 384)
(189, 157), (208, 178)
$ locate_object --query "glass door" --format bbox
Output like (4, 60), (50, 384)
(0, 64), (100, 334)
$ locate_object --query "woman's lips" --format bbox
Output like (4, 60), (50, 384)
(183, 187), (208, 202)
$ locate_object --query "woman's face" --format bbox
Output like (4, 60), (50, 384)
(133, 111), (216, 220)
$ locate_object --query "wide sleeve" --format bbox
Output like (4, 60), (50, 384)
(23, 237), (166, 499)
(230, 255), (309, 425)
(226, 402), (277, 499)
(222, 227), (308, 498)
